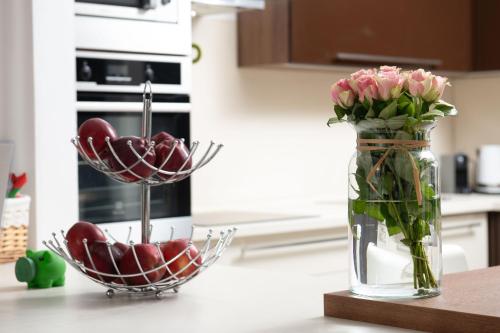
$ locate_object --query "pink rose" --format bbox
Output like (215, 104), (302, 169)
(349, 68), (377, 93)
(351, 68), (377, 80)
(330, 79), (355, 108)
(425, 75), (449, 102)
(376, 67), (405, 100)
(407, 69), (449, 102)
(379, 65), (400, 73)
(356, 75), (379, 103)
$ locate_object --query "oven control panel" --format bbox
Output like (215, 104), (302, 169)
(76, 50), (191, 95)
(77, 57), (180, 85)
(76, 50), (191, 111)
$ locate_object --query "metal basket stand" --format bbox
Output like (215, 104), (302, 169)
(43, 81), (236, 298)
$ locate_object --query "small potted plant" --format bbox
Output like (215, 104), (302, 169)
(1, 173), (30, 263)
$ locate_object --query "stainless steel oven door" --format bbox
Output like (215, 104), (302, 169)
(77, 102), (192, 243)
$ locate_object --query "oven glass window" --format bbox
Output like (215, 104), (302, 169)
(77, 112), (190, 223)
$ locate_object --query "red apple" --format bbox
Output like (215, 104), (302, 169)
(102, 136), (156, 182)
(152, 131), (175, 145)
(155, 140), (192, 180)
(83, 241), (124, 282)
(118, 244), (166, 285)
(113, 242), (130, 254)
(66, 221), (106, 262)
(78, 118), (117, 159)
(160, 239), (202, 279)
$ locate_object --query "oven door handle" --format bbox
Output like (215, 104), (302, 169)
(76, 101), (190, 112)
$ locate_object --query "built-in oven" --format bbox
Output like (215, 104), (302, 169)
(76, 50), (192, 242)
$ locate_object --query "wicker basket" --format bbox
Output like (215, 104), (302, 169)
(0, 196), (30, 263)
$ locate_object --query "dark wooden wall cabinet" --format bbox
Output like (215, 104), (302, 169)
(238, 0), (500, 71)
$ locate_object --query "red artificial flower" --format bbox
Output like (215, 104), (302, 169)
(10, 173), (27, 190)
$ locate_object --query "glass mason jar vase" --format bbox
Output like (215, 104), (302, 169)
(348, 121), (442, 298)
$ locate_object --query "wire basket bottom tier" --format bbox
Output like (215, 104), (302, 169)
(44, 227), (236, 297)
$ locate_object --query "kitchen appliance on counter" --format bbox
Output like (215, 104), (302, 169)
(441, 154), (471, 193)
(476, 145), (500, 194)
(76, 50), (192, 241)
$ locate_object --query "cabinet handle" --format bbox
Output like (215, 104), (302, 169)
(241, 236), (348, 255)
(335, 52), (442, 68)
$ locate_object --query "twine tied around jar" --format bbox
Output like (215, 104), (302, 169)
(356, 138), (430, 206)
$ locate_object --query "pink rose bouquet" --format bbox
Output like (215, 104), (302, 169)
(328, 66), (456, 127)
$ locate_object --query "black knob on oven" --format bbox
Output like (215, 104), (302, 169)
(145, 64), (155, 82)
(80, 61), (92, 81)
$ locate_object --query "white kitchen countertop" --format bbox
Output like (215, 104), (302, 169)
(0, 262), (418, 333)
(4, 195), (497, 332)
(193, 193), (500, 240)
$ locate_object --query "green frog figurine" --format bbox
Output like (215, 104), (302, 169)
(15, 250), (66, 288)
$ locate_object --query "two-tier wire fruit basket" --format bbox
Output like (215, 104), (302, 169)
(44, 82), (236, 298)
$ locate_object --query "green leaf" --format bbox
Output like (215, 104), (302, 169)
(422, 183), (436, 200)
(394, 130), (412, 140)
(366, 108), (376, 118)
(378, 100), (398, 119)
(334, 105), (346, 119)
(386, 115), (408, 130)
(381, 173), (394, 195)
(397, 94), (412, 110)
(362, 99), (371, 110)
(404, 103), (415, 117)
(421, 110), (445, 119)
(421, 101), (430, 114)
(373, 100), (387, 116)
(354, 169), (370, 199)
(433, 100), (458, 116)
(357, 151), (373, 174)
(353, 103), (368, 121)
(400, 238), (412, 247)
(412, 219), (430, 240)
(406, 200), (420, 220)
(327, 117), (345, 126)
(356, 119), (386, 130)
(352, 199), (366, 215)
(381, 203), (402, 236)
(404, 116), (418, 129)
(367, 203), (384, 222)
(394, 150), (414, 183)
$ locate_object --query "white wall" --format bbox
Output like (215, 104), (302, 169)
(452, 75), (500, 159)
(190, 15), (455, 212)
(0, 0), (78, 247)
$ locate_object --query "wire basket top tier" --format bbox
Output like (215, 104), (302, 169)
(73, 136), (223, 186)
(73, 81), (222, 186)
